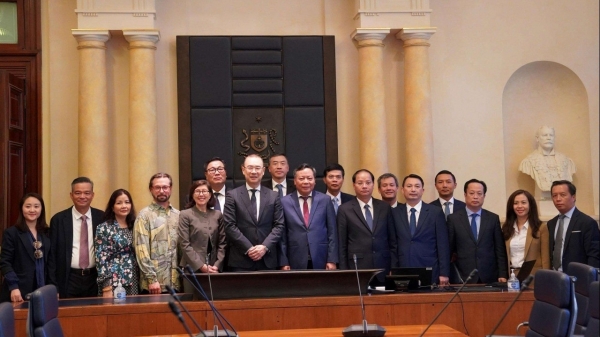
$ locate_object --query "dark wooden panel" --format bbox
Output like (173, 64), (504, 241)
(232, 37), (281, 50)
(176, 36), (192, 208)
(283, 37), (324, 107)
(190, 108), (233, 180)
(190, 36), (232, 107)
(284, 107), (326, 176)
(232, 50), (281, 64)
(323, 36), (338, 164)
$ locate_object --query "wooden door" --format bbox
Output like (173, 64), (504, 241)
(0, 70), (26, 238)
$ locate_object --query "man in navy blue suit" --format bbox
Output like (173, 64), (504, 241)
(429, 170), (466, 218)
(448, 179), (508, 284)
(279, 164), (338, 270)
(392, 174), (450, 285)
(323, 164), (354, 214)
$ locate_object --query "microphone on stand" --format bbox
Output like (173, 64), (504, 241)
(342, 254), (386, 337)
(178, 266), (238, 337)
(206, 255), (228, 337)
(486, 275), (534, 337)
(418, 268), (478, 337)
(166, 285), (207, 337)
(168, 300), (194, 337)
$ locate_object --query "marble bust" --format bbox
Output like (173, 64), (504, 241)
(519, 126), (576, 192)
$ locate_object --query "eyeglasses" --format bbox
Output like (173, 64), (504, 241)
(243, 166), (263, 172)
(206, 167), (225, 174)
(152, 185), (171, 192)
(194, 190), (211, 195)
(33, 240), (43, 259)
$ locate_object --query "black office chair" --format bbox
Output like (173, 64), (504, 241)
(568, 262), (599, 334)
(584, 281), (599, 337)
(517, 269), (577, 337)
(0, 302), (15, 337)
(26, 285), (64, 337)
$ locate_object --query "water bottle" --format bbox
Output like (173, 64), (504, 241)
(114, 281), (126, 301)
(507, 269), (520, 292)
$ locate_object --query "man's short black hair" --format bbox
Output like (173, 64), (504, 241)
(323, 163), (345, 177)
(352, 169), (374, 183)
(463, 178), (487, 194)
(203, 157), (226, 171)
(402, 174), (424, 187)
(551, 180), (576, 195)
(434, 170), (456, 183)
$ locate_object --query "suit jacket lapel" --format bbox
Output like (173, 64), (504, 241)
(397, 204), (410, 233)
(461, 212), (477, 243)
(563, 208), (579, 250)
(240, 188), (258, 224)
(291, 193), (305, 227)
(19, 230), (35, 262)
(257, 188), (270, 223)
(307, 194), (320, 228)
(478, 211), (489, 244)
(371, 202), (381, 232)
(65, 208), (74, 265)
(524, 224), (533, 259)
(352, 200), (371, 232)
(415, 206), (429, 236)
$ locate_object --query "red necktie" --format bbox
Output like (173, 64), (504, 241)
(80, 214), (89, 269)
(301, 196), (310, 227)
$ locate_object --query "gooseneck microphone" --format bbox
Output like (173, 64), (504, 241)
(486, 275), (534, 337)
(168, 300), (194, 337)
(342, 254), (386, 337)
(166, 285), (207, 337)
(418, 268), (478, 337)
(178, 266), (238, 337)
(206, 255), (223, 337)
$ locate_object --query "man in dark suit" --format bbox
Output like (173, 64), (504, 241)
(447, 179), (508, 284)
(205, 157), (228, 212)
(548, 180), (599, 271)
(279, 164), (338, 270)
(262, 153), (295, 197)
(337, 169), (397, 285)
(429, 170), (466, 218)
(223, 154), (285, 271)
(323, 163), (353, 214)
(392, 174), (450, 285)
(50, 177), (104, 298)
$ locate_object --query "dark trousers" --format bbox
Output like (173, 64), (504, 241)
(67, 268), (98, 298)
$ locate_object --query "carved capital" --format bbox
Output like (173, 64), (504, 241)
(72, 30), (111, 49)
(123, 30), (160, 49)
(396, 28), (436, 42)
(352, 28), (390, 48)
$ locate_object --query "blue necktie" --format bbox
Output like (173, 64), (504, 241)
(276, 184), (283, 198)
(332, 197), (339, 214)
(471, 213), (479, 240)
(364, 205), (373, 231)
(443, 202), (450, 219)
(409, 208), (417, 237)
(213, 192), (221, 211)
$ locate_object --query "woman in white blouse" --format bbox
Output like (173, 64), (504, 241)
(502, 190), (550, 282)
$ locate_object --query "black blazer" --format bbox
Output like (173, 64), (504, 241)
(0, 226), (56, 302)
(223, 185), (284, 269)
(429, 198), (466, 214)
(49, 206), (105, 298)
(447, 208), (508, 283)
(548, 207), (599, 269)
(262, 179), (296, 196)
(391, 202), (450, 283)
(337, 198), (398, 282)
(339, 192), (354, 204)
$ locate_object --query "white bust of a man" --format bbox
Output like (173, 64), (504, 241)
(518, 126), (576, 192)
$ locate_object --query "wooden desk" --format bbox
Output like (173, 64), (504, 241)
(13, 291), (532, 337)
(144, 324), (468, 337)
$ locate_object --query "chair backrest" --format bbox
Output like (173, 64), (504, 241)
(567, 262), (599, 334)
(27, 285), (64, 337)
(584, 281), (599, 337)
(0, 302), (15, 337)
(525, 269), (577, 337)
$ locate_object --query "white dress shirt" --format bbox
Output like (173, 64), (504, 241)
(510, 221), (528, 268)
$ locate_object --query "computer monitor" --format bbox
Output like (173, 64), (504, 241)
(386, 267), (433, 291)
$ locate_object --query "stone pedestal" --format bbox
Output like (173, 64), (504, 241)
(353, 29), (390, 178)
(397, 28), (436, 200)
(72, 29), (111, 204)
(124, 30), (160, 203)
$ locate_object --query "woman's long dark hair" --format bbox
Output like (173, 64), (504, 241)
(185, 180), (216, 210)
(15, 193), (48, 234)
(502, 189), (541, 240)
(102, 189), (137, 229)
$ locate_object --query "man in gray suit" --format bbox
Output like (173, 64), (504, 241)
(223, 154), (284, 271)
(279, 164), (338, 270)
(337, 169), (398, 285)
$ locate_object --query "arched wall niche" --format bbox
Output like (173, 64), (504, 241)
(502, 61), (593, 217)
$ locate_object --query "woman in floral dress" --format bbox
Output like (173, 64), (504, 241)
(95, 189), (139, 297)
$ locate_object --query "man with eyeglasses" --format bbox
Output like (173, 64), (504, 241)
(50, 176), (105, 298)
(204, 157), (228, 211)
(223, 154), (284, 271)
(134, 172), (181, 294)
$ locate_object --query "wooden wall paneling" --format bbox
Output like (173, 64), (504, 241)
(322, 36), (338, 165)
(176, 36), (192, 207)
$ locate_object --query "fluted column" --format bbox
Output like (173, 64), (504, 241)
(353, 29), (390, 177)
(72, 30), (111, 204)
(123, 30), (160, 203)
(397, 28), (436, 199)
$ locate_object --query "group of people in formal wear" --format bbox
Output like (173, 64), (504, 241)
(1, 153), (599, 301)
